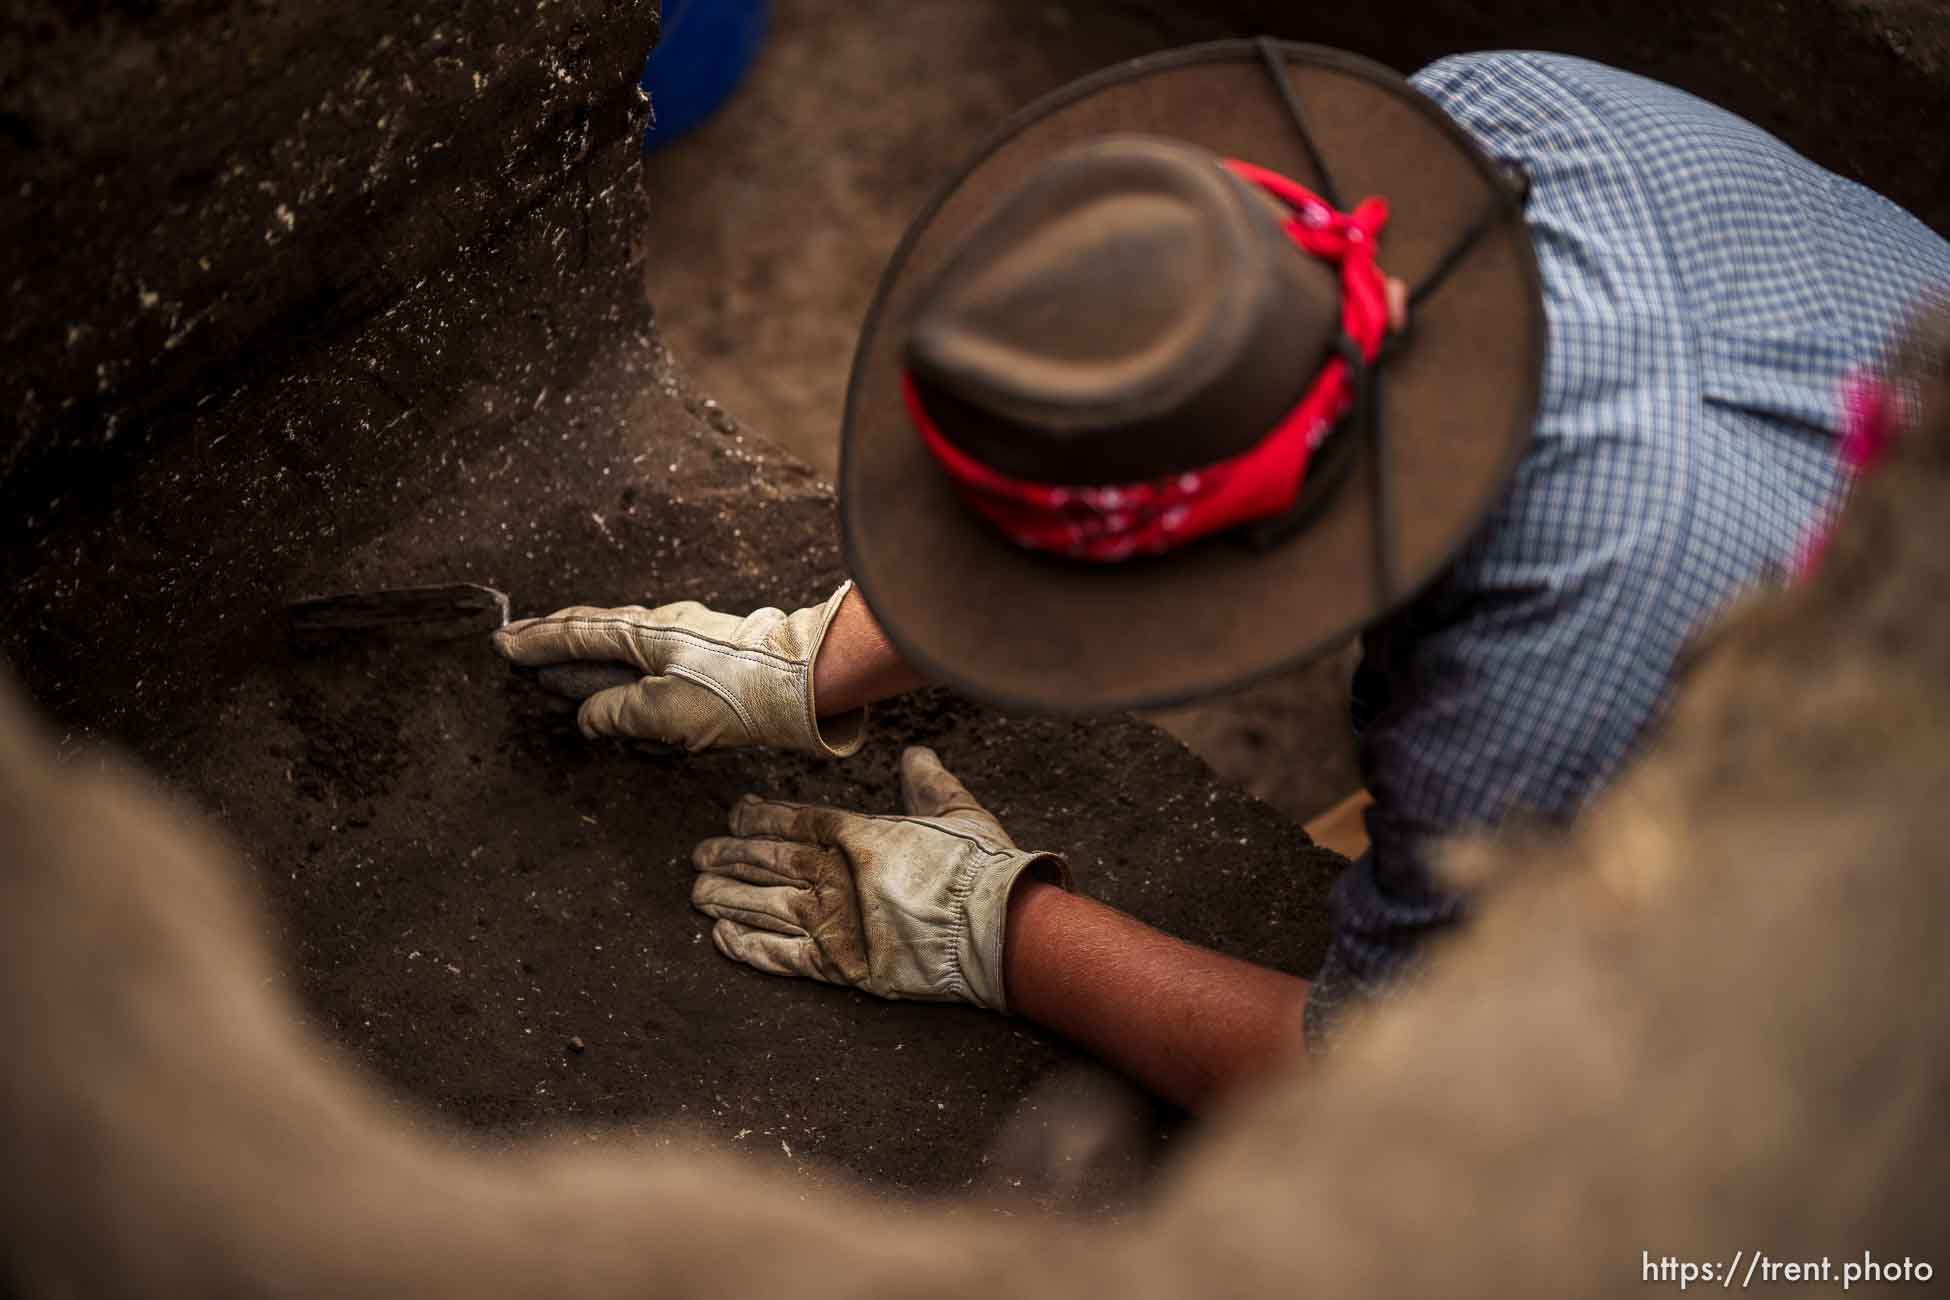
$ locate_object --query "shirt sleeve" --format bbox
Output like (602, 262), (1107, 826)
(1305, 421), (1714, 1045)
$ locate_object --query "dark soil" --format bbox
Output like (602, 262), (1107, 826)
(227, 650), (1333, 1196)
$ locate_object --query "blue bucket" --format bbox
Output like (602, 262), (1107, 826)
(638, 0), (773, 151)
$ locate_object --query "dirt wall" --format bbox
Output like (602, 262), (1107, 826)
(1, 0), (660, 525)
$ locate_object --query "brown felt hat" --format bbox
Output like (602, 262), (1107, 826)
(840, 39), (1544, 714)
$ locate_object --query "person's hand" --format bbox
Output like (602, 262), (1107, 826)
(492, 581), (865, 758)
(690, 746), (1070, 1011)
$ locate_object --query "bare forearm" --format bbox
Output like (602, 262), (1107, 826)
(812, 587), (1309, 1105)
(812, 584), (928, 716)
(1003, 879), (1309, 1111)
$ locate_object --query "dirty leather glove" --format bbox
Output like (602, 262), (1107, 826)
(492, 581), (865, 758)
(690, 746), (1070, 1012)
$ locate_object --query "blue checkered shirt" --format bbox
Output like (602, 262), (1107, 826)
(1305, 52), (1950, 1042)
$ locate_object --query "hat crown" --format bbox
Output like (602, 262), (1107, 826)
(905, 133), (1340, 485)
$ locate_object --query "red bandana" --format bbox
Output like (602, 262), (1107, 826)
(906, 160), (1392, 562)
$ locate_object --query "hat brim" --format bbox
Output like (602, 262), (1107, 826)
(840, 40), (1544, 715)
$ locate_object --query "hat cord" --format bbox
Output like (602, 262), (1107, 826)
(1249, 36), (1530, 604)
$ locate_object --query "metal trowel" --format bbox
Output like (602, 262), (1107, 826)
(287, 582), (641, 701)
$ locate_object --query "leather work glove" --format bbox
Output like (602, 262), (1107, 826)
(492, 581), (865, 758)
(690, 746), (1070, 1012)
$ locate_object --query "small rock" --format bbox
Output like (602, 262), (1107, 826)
(568, 1035), (585, 1053)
